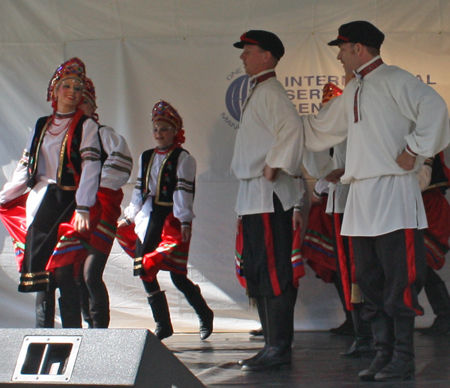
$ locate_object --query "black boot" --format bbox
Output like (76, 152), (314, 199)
(374, 316), (415, 381)
(76, 264), (94, 328)
(330, 310), (354, 335)
(420, 278), (450, 336)
(89, 297), (110, 328)
(341, 304), (374, 358)
(58, 296), (82, 328)
(54, 265), (82, 328)
(358, 313), (394, 381)
(185, 285), (214, 340)
(81, 308), (94, 328)
(241, 285), (295, 371)
(238, 297), (268, 366)
(147, 291), (173, 340)
(423, 314), (450, 336)
(330, 272), (354, 335)
(36, 291), (56, 328)
(77, 281), (94, 328)
(249, 327), (263, 336)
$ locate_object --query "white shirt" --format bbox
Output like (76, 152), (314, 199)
(98, 126), (133, 190)
(0, 114), (101, 225)
(302, 57), (450, 236)
(231, 70), (304, 215)
(123, 149), (196, 243)
(326, 140), (349, 215)
(303, 140), (349, 214)
(314, 178), (330, 196)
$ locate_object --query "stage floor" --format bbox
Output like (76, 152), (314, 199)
(164, 331), (450, 388)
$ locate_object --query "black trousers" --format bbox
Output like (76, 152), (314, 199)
(241, 194), (294, 298)
(353, 229), (426, 320)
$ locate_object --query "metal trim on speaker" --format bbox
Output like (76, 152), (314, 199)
(12, 335), (82, 383)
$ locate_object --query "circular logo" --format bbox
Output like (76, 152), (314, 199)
(225, 75), (249, 122)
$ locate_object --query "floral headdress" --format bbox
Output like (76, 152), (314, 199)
(152, 100), (185, 145)
(83, 77), (98, 109)
(47, 57), (86, 102)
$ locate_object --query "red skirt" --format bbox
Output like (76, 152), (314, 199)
(0, 193), (101, 273)
(87, 187), (123, 255)
(116, 212), (190, 282)
(423, 188), (450, 270)
(301, 199), (336, 283)
(47, 198), (102, 271)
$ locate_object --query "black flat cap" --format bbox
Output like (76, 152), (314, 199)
(328, 21), (385, 49)
(233, 30), (285, 60)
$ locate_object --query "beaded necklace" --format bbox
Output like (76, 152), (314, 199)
(47, 111), (76, 136)
(155, 143), (176, 154)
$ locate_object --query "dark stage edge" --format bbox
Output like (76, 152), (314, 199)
(164, 331), (450, 388)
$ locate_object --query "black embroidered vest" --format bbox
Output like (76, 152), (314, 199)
(141, 147), (186, 206)
(27, 115), (89, 190)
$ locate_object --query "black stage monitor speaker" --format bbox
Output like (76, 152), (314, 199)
(0, 328), (206, 388)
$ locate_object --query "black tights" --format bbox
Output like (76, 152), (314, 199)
(77, 249), (110, 328)
(36, 264), (81, 328)
(143, 272), (197, 297)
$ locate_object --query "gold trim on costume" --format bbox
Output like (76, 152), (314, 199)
(20, 279), (50, 287)
(56, 130), (77, 191)
(134, 256), (143, 271)
(427, 182), (449, 191)
(21, 270), (50, 278)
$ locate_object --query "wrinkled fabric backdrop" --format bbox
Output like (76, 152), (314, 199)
(1, 0), (450, 331)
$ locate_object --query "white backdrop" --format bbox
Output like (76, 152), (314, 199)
(1, 0), (450, 332)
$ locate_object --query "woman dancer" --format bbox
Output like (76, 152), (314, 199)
(0, 58), (101, 328)
(118, 100), (213, 340)
(76, 77), (133, 328)
(32, 76), (133, 328)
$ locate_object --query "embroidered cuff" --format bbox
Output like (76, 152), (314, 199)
(313, 189), (322, 198)
(405, 145), (418, 157)
(76, 206), (90, 213)
(424, 158), (434, 168)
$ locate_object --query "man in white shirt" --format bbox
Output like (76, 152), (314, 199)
(302, 21), (450, 382)
(232, 30), (304, 371)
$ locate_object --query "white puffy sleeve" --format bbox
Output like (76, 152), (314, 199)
(302, 95), (349, 152)
(0, 129), (35, 204)
(314, 178), (330, 197)
(397, 73), (450, 158)
(99, 126), (133, 190)
(302, 149), (333, 179)
(173, 150), (196, 225)
(76, 118), (101, 210)
(417, 158), (433, 192)
(123, 153), (144, 222)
